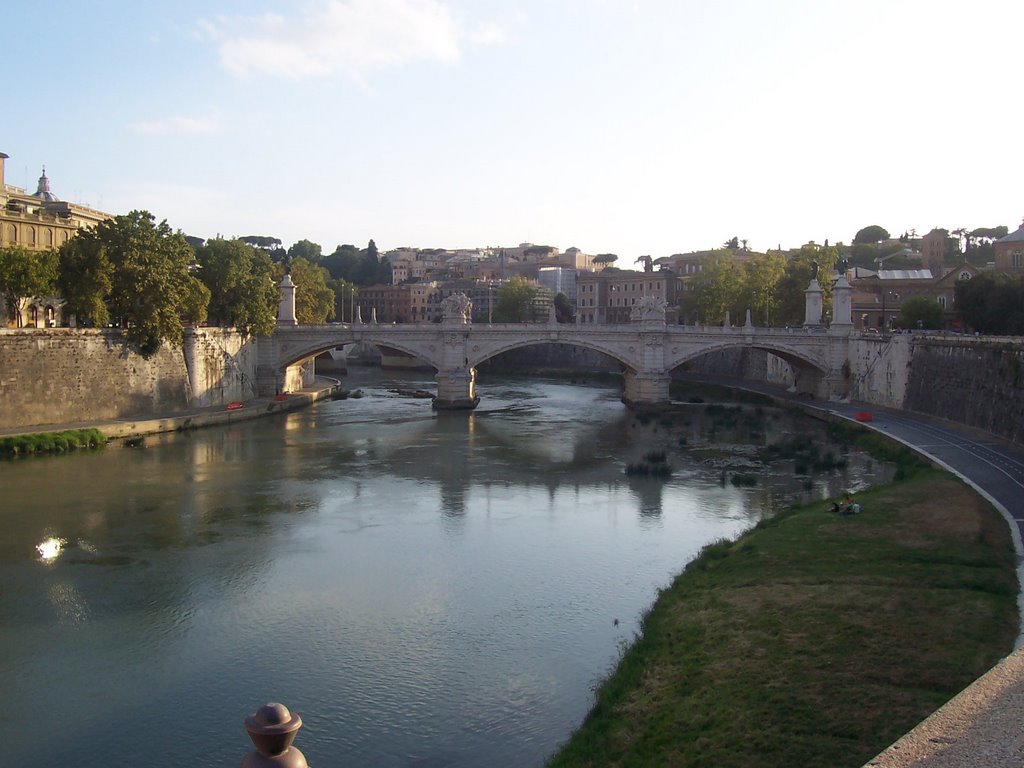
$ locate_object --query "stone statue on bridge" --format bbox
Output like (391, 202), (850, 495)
(441, 292), (472, 324)
(630, 295), (667, 323)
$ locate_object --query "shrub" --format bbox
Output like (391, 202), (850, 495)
(0, 429), (107, 459)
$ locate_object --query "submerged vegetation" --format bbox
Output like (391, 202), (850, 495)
(626, 450), (672, 478)
(0, 428), (106, 458)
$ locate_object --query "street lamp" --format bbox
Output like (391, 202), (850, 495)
(881, 290), (899, 332)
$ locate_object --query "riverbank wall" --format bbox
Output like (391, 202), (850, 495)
(849, 333), (1024, 443)
(0, 327), (258, 431)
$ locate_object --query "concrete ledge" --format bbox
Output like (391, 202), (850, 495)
(0, 381), (343, 441)
(865, 647), (1024, 767)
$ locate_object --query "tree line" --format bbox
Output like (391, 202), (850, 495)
(0, 211), (392, 356)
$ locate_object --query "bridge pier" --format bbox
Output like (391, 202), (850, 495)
(622, 371), (671, 409)
(433, 368), (480, 410)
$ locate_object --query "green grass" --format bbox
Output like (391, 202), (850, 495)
(547, 470), (1018, 768)
(0, 428), (107, 458)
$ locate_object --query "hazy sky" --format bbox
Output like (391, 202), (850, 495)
(5, 0), (1021, 257)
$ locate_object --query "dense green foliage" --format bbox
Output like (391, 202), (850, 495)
(0, 428), (106, 458)
(0, 245), (58, 326)
(494, 276), (540, 322)
(896, 295), (944, 330)
(690, 244), (837, 326)
(282, 257), (336, 324)
(58, 210), (209, 356)
(853, 224), (890, 244)
(239, 235), (283, 251)
(195, 238), (279, 335)
(955, 272), (1024, 334)
(56, 229), (114, 328)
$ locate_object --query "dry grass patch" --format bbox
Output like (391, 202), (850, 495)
(548, 470), (1018, 768)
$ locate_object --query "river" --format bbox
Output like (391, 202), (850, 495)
(0, 369), (889, 767)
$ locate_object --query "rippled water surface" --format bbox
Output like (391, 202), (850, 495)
(0, 370), (889, 767)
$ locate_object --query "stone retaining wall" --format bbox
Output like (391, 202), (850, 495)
(0, 328), (254, 430)
(904, 334), (1024, 443)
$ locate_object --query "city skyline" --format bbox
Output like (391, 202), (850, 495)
(6, 0), (1021, 256)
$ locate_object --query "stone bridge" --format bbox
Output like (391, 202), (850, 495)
(257, 273), (855, 409)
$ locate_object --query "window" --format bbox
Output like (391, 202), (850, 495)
(1013, 253), (1023, 269)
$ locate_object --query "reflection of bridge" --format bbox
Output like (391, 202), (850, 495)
(257, 273), (855, 409)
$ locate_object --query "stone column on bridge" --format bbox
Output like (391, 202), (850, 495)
(804, 278), (823, 327)
(277, 274), (297, 327)
(830, 272), (853, 329)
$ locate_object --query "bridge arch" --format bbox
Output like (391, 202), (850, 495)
(467, 337), (636, 374)
(666, 339), (828, 375)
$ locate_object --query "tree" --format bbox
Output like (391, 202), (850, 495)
(690, 251), (745, 324)
(281, 257), (335, 324)
(741, 251), (786, 326)
(955, 273), (1024, 335)
(772, 243), (840, 326)
(353, 239), (391, 285)
(0, 245), (59, 326)
(593, 254), (618, 265)
(59, 210), (208, 355)
(328, 278), (359, 323)
(240, 235), (283, 252)
(494, 277), (539, 322)
(196, 238), (279, 335)
(553, 292), (574, 323)
(57, 232), (113, 328)
(723, 236), (739, 250)
(107, 211), (210, 354)
(970, 226), (1009, 241)
(322, 243), (362, 281)
(853, 225), (890, 244)
(896, 296), (944, 330)
(287, 239), (322, 264)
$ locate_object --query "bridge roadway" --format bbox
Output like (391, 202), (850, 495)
(258, 319), (855, 408)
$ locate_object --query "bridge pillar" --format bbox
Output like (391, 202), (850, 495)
(434, 368), (479, 410)
(622, 371), (671, 409)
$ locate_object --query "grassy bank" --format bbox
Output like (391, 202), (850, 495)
(547, 469), (1018, 767)
(0, 428), (106, 458)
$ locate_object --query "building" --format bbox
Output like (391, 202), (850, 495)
(993, 219), (1024, 271)
(921, 229), (953, 274)
(576, 269), (678, 324)
(849, 267), (935, 330)
(537, 266), (577, 304)
(1, 152), (111, 252)
(1, 152), (113, 327)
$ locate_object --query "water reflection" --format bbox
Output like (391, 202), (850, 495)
(36, 536), (65, 562)
(0, 370), (893, 768)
